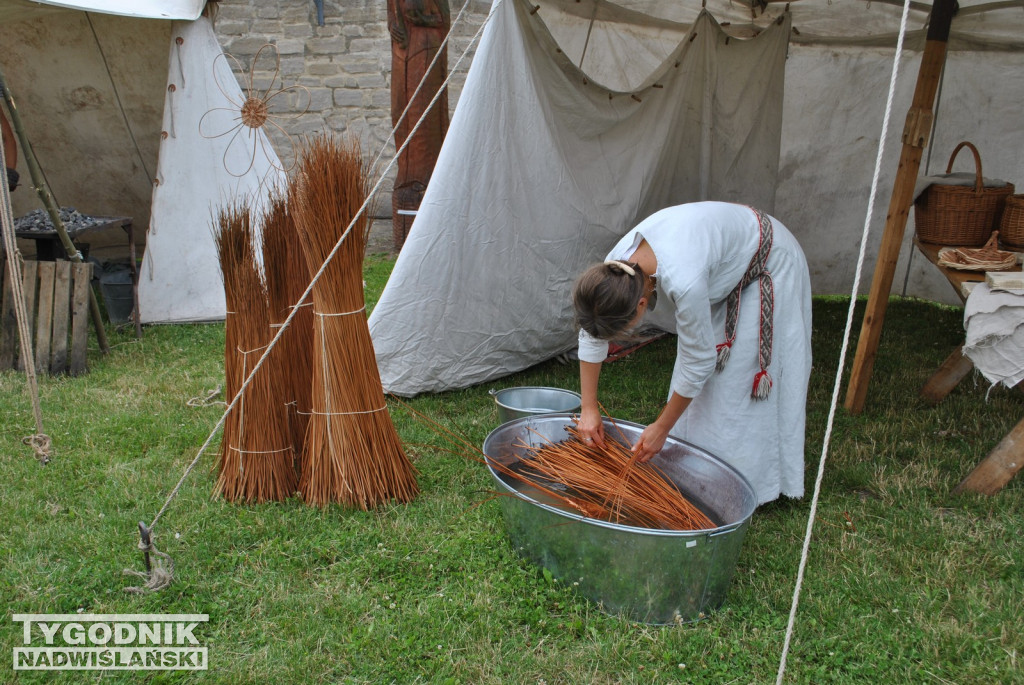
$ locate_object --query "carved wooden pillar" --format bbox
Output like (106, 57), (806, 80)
(387, 0), (450, 251)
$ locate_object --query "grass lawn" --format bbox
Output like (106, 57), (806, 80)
(0, 251), (1021, 683)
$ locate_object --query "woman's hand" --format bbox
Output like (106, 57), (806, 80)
(576, 405), (605, 448)
(632, 420), (671, 463)
(632, 393), (693, 462)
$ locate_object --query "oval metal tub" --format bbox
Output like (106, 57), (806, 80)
(489, 386), (582, 424)
(482, 414), (757, 625)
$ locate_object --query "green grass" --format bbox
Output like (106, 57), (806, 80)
(0, 253), (1021, 684)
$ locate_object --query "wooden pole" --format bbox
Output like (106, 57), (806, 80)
(0, 71), (110, 355)
(952, 415), (1024, 495)
(844, 0), (957, 414)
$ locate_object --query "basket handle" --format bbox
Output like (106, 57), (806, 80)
(945, 141), (984, 193)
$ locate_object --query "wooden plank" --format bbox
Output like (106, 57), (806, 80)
(913, 239), (985, 303)
(19, 260), (38, 371)
(50, 260), (71, 375)
(953, 416), (1024, 495)
(0, 258), (14, 370)
(920, 345), (975, 404)
(844, 0), (959, 414)
(34, 261), (55, 375)
(69, 262), (92, 376)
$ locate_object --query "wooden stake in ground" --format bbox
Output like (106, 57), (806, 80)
(261, 190), (314, 460)
(291, 134), (418, 508)
(214, 201), (298, 502)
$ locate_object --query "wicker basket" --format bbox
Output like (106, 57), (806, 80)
(999, 194), (1024, 249)
(914, 141), (1015, 246)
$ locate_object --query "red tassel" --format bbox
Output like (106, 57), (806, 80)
(752, 370), (772, 400)
(715, 341), (732, 372)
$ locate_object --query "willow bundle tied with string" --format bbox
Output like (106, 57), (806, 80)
(494, 424), (715, 531)
(214, 202), (298, 503)
(290, 133), (418, 508)
(261, 190), (314, 458)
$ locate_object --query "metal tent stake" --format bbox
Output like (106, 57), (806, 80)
(138, 521), (152, 574)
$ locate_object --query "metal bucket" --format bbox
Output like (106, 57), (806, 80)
(482, 414), (757, 625)
(489, 386), (582, 424)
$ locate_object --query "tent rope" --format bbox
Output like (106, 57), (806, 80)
(0, 126), (50, 465)
(125, 0), (493, 591)
(86, 13), (154, 185)
(775, 0), (914, 682)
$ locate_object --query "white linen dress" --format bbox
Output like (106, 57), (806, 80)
(577, 201), (812, 504)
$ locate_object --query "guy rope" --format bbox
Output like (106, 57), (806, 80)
(0, 108), (50, 465)
(776, 0), (914, 681)
(124, 0), (489, 592)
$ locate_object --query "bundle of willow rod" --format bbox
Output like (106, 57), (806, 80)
(260, 189), (314, 458)
(290, 133), (418, 508)
(391, 399), (713, 531)
(213, 201), (298, 503)
(495, 425), (715, 531)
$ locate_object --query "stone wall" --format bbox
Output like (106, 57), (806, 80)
(211, 0), (491, 215)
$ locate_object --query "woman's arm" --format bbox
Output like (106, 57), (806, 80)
(632, 391), (692, 462)
(577, 359), (606, 446)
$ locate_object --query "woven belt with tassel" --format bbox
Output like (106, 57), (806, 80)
(715, 208), (775, 400)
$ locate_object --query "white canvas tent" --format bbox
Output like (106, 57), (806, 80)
(368, 0), (1024, 397)
(0, 0), (284, 324)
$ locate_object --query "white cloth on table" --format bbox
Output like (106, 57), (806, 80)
(578, 202), (813, 505)
(963, 283), (1024, 390)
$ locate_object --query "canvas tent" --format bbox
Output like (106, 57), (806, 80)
(0, 0), (284, 324)
(368, 0), (1024, 397)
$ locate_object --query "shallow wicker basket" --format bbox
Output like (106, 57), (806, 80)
(914, 141), (1015, 246)
(999, 194), (1024, 249)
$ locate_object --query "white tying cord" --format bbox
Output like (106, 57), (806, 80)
(775, 0), (914, 682)
(142, 2), (493, 534)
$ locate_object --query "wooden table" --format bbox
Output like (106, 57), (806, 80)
(914, 237), (1023, 495)
(915, 238), (985, 403)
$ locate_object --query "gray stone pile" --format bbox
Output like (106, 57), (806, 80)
(14, 207), (101, 233)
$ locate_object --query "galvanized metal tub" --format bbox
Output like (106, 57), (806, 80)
(490, 386), (582, 424)
(482, 414), (757, 625)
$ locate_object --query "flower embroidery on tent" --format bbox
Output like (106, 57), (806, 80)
(199, 43), (310, 177)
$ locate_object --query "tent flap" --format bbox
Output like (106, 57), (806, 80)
(368, 0), (790, 396)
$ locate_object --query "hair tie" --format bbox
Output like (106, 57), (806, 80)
(603, 260), (636, 277)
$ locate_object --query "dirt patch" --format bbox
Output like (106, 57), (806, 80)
(365, 218), (395, 256)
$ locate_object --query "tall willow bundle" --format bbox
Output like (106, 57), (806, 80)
(290, 134), (418, 508)
(214, 201), (298, 503)
(261, 190), (314, 457)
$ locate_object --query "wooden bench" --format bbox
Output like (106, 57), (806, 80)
(0, 257), (93, 376)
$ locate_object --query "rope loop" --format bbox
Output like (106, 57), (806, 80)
(186, 385), (225, 407)
(22, 434), (52, 465)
